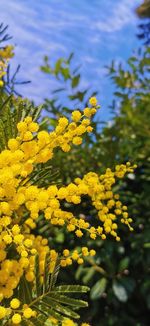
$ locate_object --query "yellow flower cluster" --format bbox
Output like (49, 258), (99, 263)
(0, 299), (36, 324)
(49, 317), (90, 326)
(61, 248), (96, 267)
(0, 97), (136, 324)
(0, 45), (14, 86)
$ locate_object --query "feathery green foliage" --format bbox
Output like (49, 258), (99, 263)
(14, 254), (89, 326)
(0, 94), (42, 151)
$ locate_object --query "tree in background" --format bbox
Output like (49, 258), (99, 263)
(136, 0), (150, 18)
(40, 45), (150, 326)
(136, 0), (150, 44)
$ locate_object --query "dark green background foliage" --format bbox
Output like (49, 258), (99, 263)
(39, 47), (150, 326)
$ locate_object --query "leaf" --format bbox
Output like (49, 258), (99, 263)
(35, 254), (42, 296)
(52, 88), (66, 94)
(71, 75), (80, 88)
(32, 104), (43, 121)
(54, 285), (89, 293)
(24, 254), (89, 323)
(0, 120), (6, 150)
(55, 232), (64, 243)
(112, 280), (128, 302)
(69, 90), (87, 102)
(55, 58), (64, 74)
(118, 257), (129, 272)
(40, 65), (52, 74)
(49, 256), (60, 290)
(67, 52), (74, 64)
(30, 317), (45, 326)
(42, 297), (80, 319)
(0, 94), (12, 112)
(3, 105), (13, 140)
(82, 267), (96, 284)
(43, 252), (51, 293)
(61, 67), (70, 80)
(144, 242), (150, 248)
(18, 276), (33, 304)
(0, 94), (43, 153)
(90, 278), (107, 300)
(20, 320), (29, 326)
(47, 293), (88, 308)
(36, 313), (48, 325)
(34, 304), (64, 322)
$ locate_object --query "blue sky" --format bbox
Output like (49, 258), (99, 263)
(1, 0), (142, 121)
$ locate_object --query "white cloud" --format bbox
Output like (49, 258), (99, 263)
(94, 0), (138, 33)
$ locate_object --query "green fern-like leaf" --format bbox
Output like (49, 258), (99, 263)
(43, 252), (51, 293)
(15, 253), (89, 325)
(18, 276), (33, 304)
(49, 257), (60, 291)
(2, 263), (89, 325)
(35, 255), (42, 297)
(22, 163), (60, 188)
(0, 119), (7, 150)
(45, 293), (88, 308)
(53, 285), (89, 293)
(0, 94), (42, 151)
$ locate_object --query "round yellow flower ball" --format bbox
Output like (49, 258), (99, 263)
(12, 313), (22, 324)
(10, 298), (20, 309)
(0, 306), (6, 319)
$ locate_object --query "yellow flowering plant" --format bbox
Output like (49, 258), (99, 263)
(0, 91), (137, 326)
(0, 30), (137, 325)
